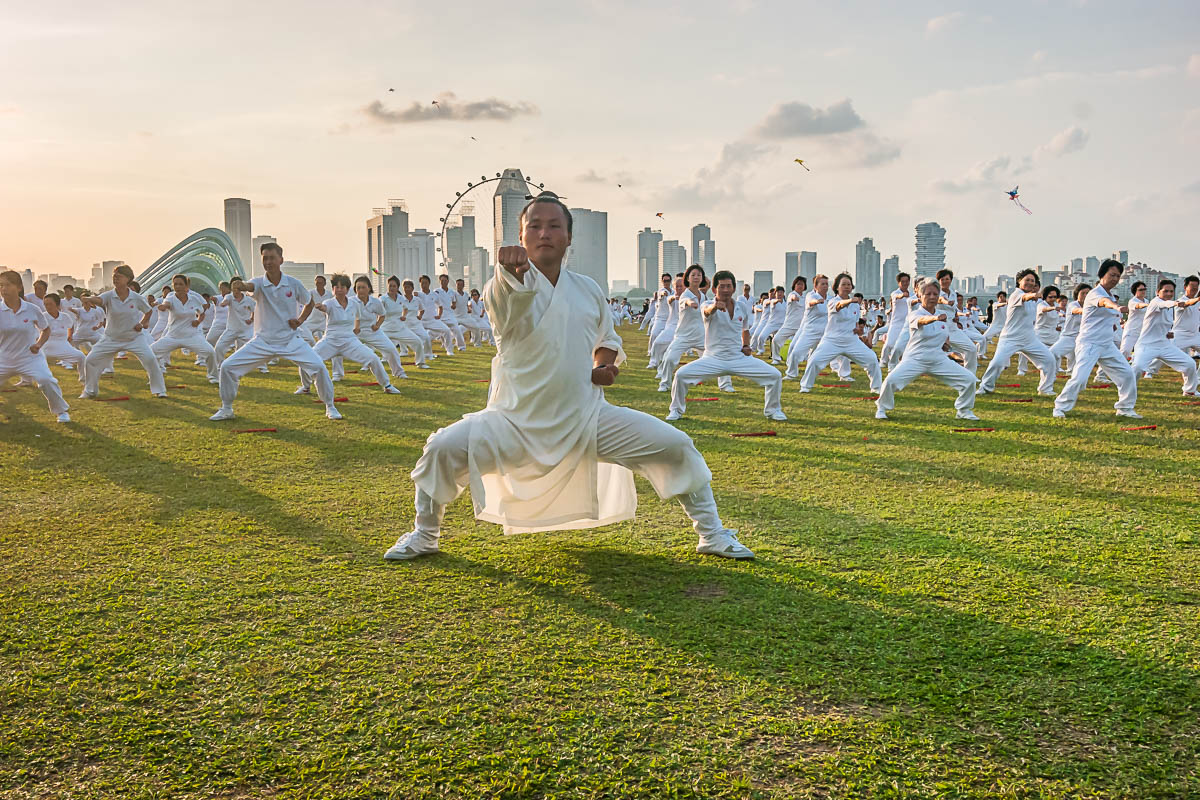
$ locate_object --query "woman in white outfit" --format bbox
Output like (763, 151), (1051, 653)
(1131, 279), (1200, 395)
(380, 276), (430, 368)
(0, 271), (71, 422)
(771, 276), (807, 364)
(79, 265), (168, 400)
(657, 265), (708, 392)
(1020, 286), (1061, 376)
(751, 286), (786, 355)
(799, 273), (883, 394)
(417, 275), (457, 356)
(880, 272), (912, 369)
(214, 279), (256, 360)
(784, 275), (835, 380)
(39, 293), (86, 378)
(649, 276), (685, 369)
(351, 276), (407, 381)
(295, 274), (400, 395)
(978, 270), (1057, 395)
(876, 280), (979, 421)
(1050, 284), (1088, 372)
(150, 274), (220, 384)
(468, 289), (495, 345)
(1120, 281), (1149, 359)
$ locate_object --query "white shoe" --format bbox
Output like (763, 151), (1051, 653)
(720, 387), (736, 394)
(326, 407), (343, 420)
(210, 407), (235, 421)
(798, 387), (811, 393)
(696, 530), (755, 560)
(768, 411), (788, 421)
(665, 411), (683, 421)
(57, 412), (71, 423)
(293, 386), (310, 394)
(78, 390), (96, 399)
(418, 363), (431, 369)
(1116, 410), (1143, 419)
(956, 411), (981, 421)
(875, 410), (888, 420)
(257, 366), (269, 373)
(332, 375), (344, 382)
(782, 375), (795, 381)
(384, 531), (439, 560)
(152, 392), (168, 398)
(1052, 409), (1066, 419)
(102, 368), (115, 375)
(657, 385), (669, 392)
(384, 384), (401, 394)
(208, 378), (218, 384)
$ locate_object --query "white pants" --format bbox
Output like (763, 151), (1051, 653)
(42, 340), (86, 377)
(206, 322), (226, 348)
(771, 324), (799, 362)
(1132, 341), (1199, 394)
(422, 320), (456, 354)
(657, 334), (705, 389)
(151, 329), (219, 381)
(752, 320), (782, 354)
(356, 329), (407, 378)
(410, 403), (724, 537)
(946, 327), (979, 374)
(669, 355), (783, 417)
(783, 329), (824, 378)
(83, 336), (167, 396)
(886, 324), (911, 369)
(441, 318), (467, 350)
(647, 318), (670, 355)
(800, 337), (882, 392)
(1, 354), (68, 415)
(1054, 342), (1137, 414)
(1049, 334), (1077, 373)
(877, 351), (976, 415)
(979, 336), (1056, 394)
(1174, 334), (1200, 358)
(215, 327), (251, 357)
(1120, 327), (1141, 359)
(649, 328), (676, 367)
(384, 327), (428, 366)
(219, 335), (335, 409)
(979, 320), (1003, 357)
(300, 336), (389, 390)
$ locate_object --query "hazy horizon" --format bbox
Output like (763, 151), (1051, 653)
(3, 0), (1198, 285)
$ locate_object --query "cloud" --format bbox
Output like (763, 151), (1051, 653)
(754, 99), (865, 138)
(576, 169), (605, 183)
(253, 201), (278, 209)
(654, 140), (775, 211)
(1189, 54), (1200, 78)
(363, 91), (538, 125)
(1036, 125), (1089, 158)
(934, 155), (1029, 193)
(926, 11), (964, 35)
(1183, 180), (1200, 194)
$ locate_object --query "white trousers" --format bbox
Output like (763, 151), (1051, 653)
(783, 329), (824, 378)
(877, 351), (976, 414)
(669, 355), (783, 417)
(1132, 341), (1199, 394)
(215, 327), (251, 357)
(1050, 334), (1077, 372)
(384, 327), (428, 366)
(979, 336), (1056, 394)
(219, 335), (334, 409)
(1, 354), (68, 415)
(649, 328), (676, 366)
(300, 336), (389, 390)
(946, 327), (979, 374)
(83, 336), (167, 396)
(800, 337), (882, 392)
(1174, 334), (1200, 357)
(1054, 342), (1137, 414)
(752, 320), (782, 353)
(979, 320), (1003, 357)
(411, 403), (723, 537)
(440, 318), (467, 350)
(421, 320), (456, 354)
(356, 329), (407, 378)
(771, 324), (799, 361)
(206, 322), (226, 348)
(42, 340), (86, 377)
(657, 333), (705, 388)
(151, 329), (219, 381)
(1120, 327), (1141, 359)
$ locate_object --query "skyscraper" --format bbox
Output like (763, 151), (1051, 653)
(753, 270), (773, 297)
(1085, 256), (1100, 274)
(395, 229), (436, 281)
(799, 251), (817, 283)
(914, 222), (946, 279)
(223, 198), (252, 275)
(1113, 249), (1129, 265)
(365, 201), (411, 291)
(637, 227), (663, 290)
(691, 224), (715, 271)
(444, 213), (476, 282)
(467, 247), (491, 291)
(658, 240), (687, 275)
(882, 255), (900, 289)
(564, 208), (608, 289)
(493, 168), (531, 264)
(855, 237), (882, 297)
(784, 252), (799, 287)
(1070, 257), (1083, 272)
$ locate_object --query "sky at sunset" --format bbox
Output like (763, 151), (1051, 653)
(2, 0), (1198, 284)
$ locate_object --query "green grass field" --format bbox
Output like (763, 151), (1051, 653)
(3, 328), (1199, 799)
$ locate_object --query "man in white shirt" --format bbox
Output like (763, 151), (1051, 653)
(1132, 279), (1200, 395)
(1054, 260), (1140, 418)
(433, 273), (467, 351)
(79, 264), (168, 399)
(978, 270), (1058, 395)
(150, 275), (220, 383)
(936, 269), (979, 375)
(384, 194), (752, 561)
(880, 272), (911, 369)
(1170, 275), (1200, 357)
(417, 275), (456, 355)
(380, 276), (430, 368)
(305, 275), (331, 343)
(215, 279), (256, 359)
(666, 270), (785, 421)
(1, 271), (70, 422)
(23, 279), (47, 312)
(646, 273), (674, 348)
(210, 242), (341, 421)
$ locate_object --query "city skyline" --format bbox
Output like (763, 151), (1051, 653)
(3, 2), (1198, 284)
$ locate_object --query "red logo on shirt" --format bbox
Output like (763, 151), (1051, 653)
(285, 291), (293, 298)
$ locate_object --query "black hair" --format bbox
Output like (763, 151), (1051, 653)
(896, 272), (910, 282)
(936, 268), (953, 281)
(260, 242), (283, 257)
(1015, 268), (1039, 284)
(44, 292), (61, 306)
(1042, 285), (1059, 300)
(832, 272), (854, 292)
(712, 270), (736, 289)
(1130, 280), (1146, 294)
(1097, 258), (1124, 279)
(683, 264), (707, 287)
(1184, 275), (1200, 287)
(997, 290), (1007, 299)
(330, 273), (351, 289)
(387, 275), (400, 286)
(519, 191), (573, 235)
(354, 275), (373, 292)
(1074, 283), (1091, 300)
(1158, 279), (1176, 291)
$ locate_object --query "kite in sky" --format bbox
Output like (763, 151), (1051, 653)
(655, 212), (664, 218)
(432, 99), (440, 107)
(388, 88), (394, 92)
(370, 266), (385, 275)
(793, 158), (810, 171)
(1006, 186), (1033, 215)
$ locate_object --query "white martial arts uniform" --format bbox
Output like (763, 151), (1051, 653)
(353, 295), (406, 378)
(1132, 297), (1199, 395)
(784, 291), (832, 379)
(206, 291), (230, 349)
(406, 262), (732, 549)
(215, 293), (255, 356)
(1054, 285), (1137, 415)
(876, 310), (977, 418)
(938, 288), (979, 374)
(771, 290), (806, 363)
(418, 290), (456, 354)
(752, 296), (784, 354)
(799, 297), (882, 393)
(432, 286), (467, 350)
(979, 302), (1007, 358)
(81, 290), (168, 397)
(880, 287), (912, 368)
(978, 291), (1057, 395)
(649, 292), (682, 367)
(1050, 300), (1083, 372)
(668, 299), (783, 419)
(647, 287), (674, 353)
(216, 273), (336, 412)
(1022, 300), (1061, 375)
(68, 305), (105, 351)
(1121, 297), (1149, 358)
(304, 287), (332, 342)
(151, 290), (219, 381)
(380, 292), (428, 367)
(40, 308), (85, 377)
(1170, 291), (1200, 356)
(1, 299), (69, 416)
(298, 296), (392, 391)
(468, 299), (495, 344)
(657, 289), (706, 391)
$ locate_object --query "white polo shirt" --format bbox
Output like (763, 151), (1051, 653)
(702, 300), (749, 360)
(1, 299), (48, 362)
(1079, 285), (1121, 346)
(906, 307), (952, 356)
(161, 290), (208, 337)
(249, 273), (311, 346)
(222, 294), (256, 335)
(96, 289), (152, 342)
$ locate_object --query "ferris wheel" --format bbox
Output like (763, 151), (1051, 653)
(435, 172), (552, 271)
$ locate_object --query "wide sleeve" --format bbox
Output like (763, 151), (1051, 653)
(591, 281), (625, 366)
(483, 263), (539, 340)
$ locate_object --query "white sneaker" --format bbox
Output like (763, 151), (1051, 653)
(326, 406), (343, 420)
(1116, 410), (1143, 419)
(657, 385), (669, 392)
(332, 375), (344, 382)
(384, 531), (439, 560)
(208, 378), (218, 384)
(152, 392), (168, 398)
(1052, 409), (1066, 419)
(665, 411), (683, 421)
(875, 410), (888, 420)
(768, 411), (788, 421)
(57, 412), (71, 423)
(384, 384), (401, 394)
(418, 363), (431, 369)
(955, 411), (981, 421)
(210, 407), (235, 421)
(798, 387), (811, 394)
(720, 386), (737, 393)
(293, 386), (310, 394)
(696, 530), (755, 560)
(257, 366), (269, 373)
(78, 390), (96, 399)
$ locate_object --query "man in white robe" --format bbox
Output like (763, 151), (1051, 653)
(384, 194), (752, 561)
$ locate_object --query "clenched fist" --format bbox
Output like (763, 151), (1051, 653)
(498, 246), (531, 279)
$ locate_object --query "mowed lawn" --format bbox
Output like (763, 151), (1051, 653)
(2, 326), (1199, 799)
